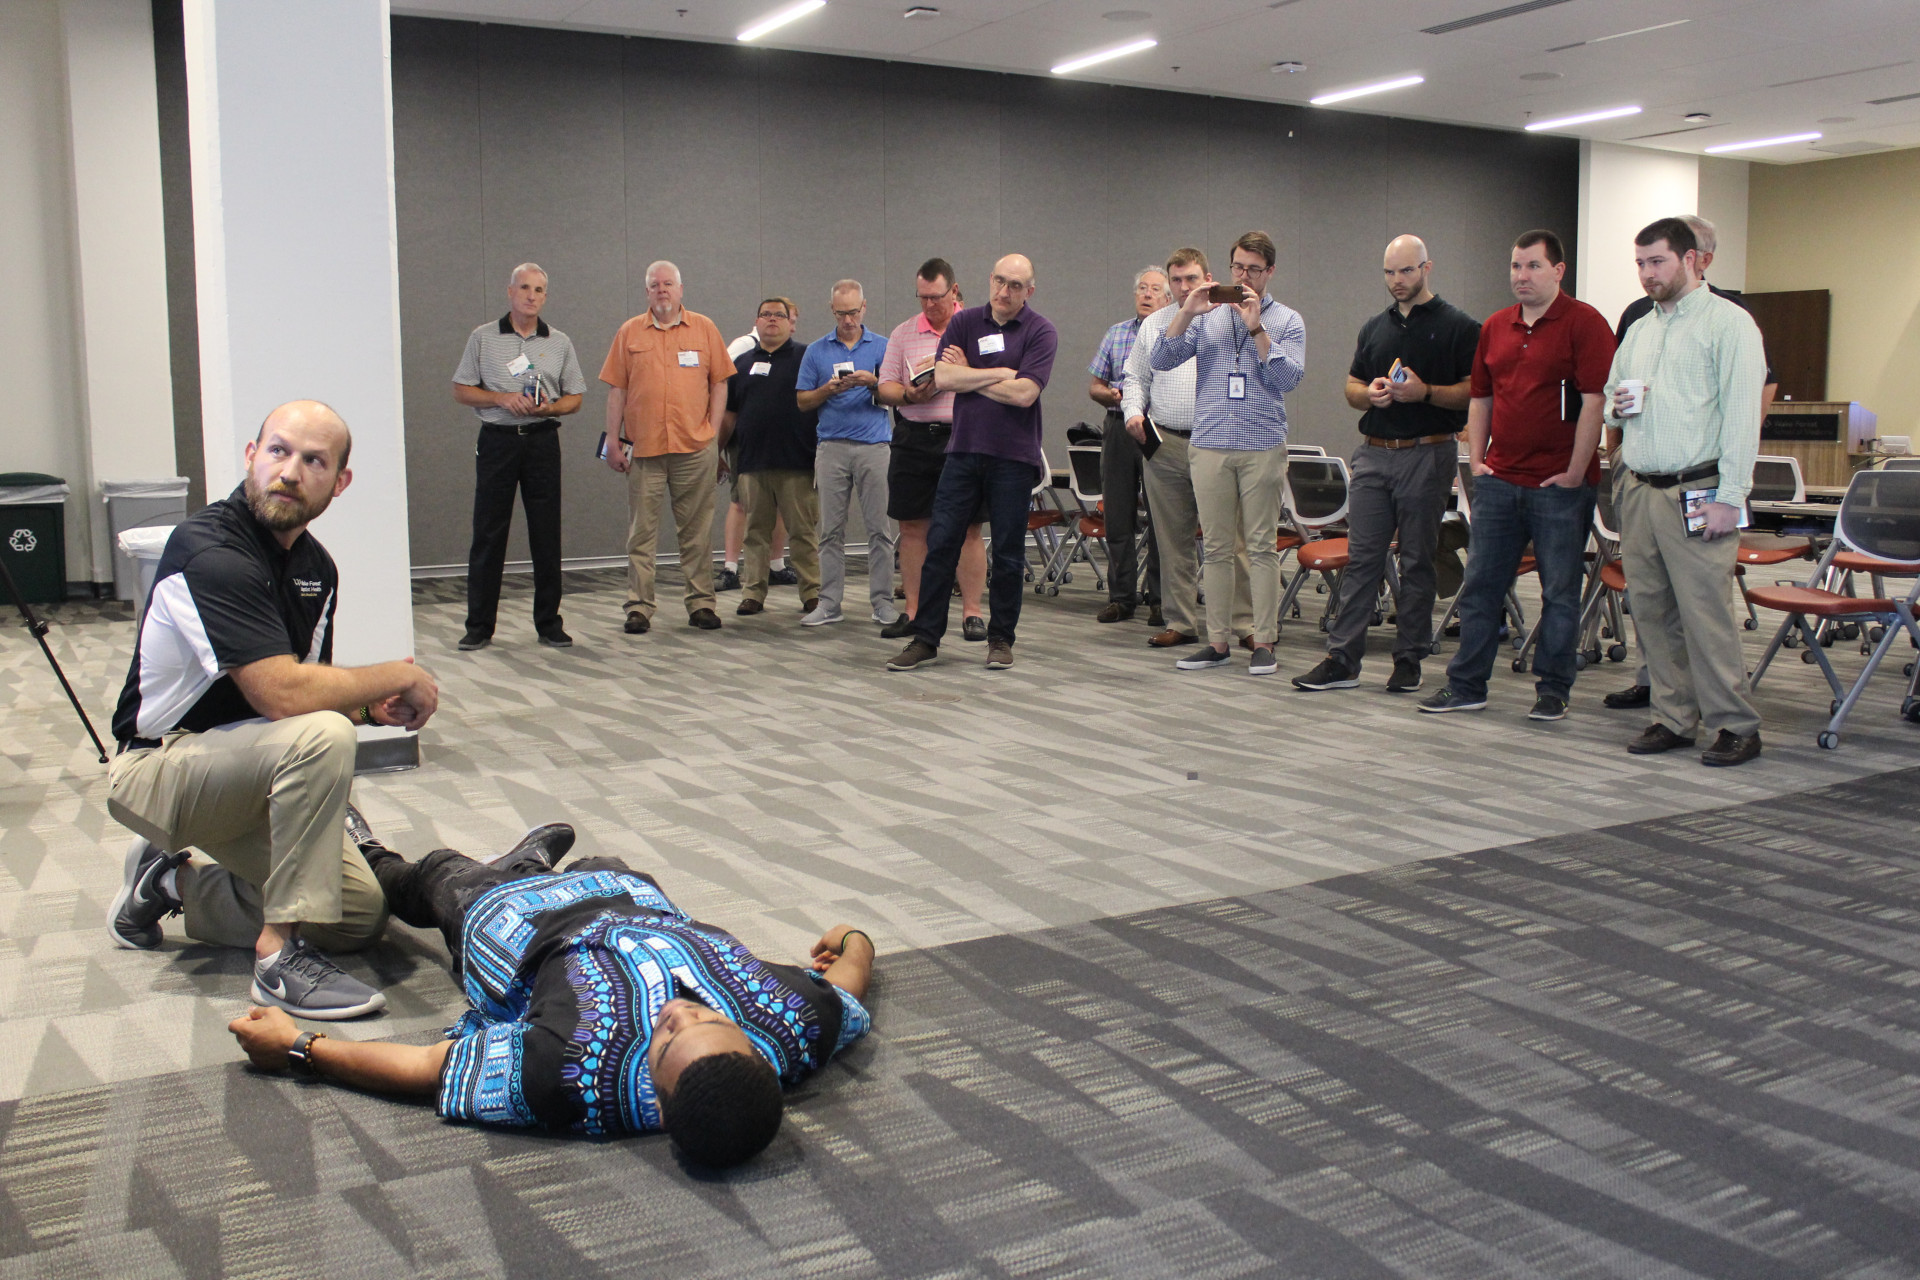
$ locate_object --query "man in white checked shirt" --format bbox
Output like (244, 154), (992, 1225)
(1123, 247), (1253, 649)
(1606, 217), (1767, 768)
(1151, 231), (1306, 676)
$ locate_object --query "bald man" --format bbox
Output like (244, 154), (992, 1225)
(887, 254), (1058, 672)
(1293, 235), (1480, 694)
(107, 401), (441, 1019)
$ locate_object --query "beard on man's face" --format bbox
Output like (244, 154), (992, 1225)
(245, 473), (325, 531)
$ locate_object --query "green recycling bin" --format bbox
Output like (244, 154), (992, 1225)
(0, 473), (71, 605)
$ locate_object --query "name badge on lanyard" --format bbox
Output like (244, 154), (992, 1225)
(1227, 373), (1247, 401)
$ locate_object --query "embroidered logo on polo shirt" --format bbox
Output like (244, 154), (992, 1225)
(293, 577), (325, 598)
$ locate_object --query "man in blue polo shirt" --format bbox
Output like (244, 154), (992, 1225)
(886, 253), (1057, 673)
(797, 280), (896, 628)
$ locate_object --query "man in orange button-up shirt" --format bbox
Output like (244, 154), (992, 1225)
(600, 259), (734, 633)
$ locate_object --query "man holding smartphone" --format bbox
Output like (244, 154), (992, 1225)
(1150, 231), (1306, 677)
(796, 280), (896, 628)
(451, 263), (586, 651)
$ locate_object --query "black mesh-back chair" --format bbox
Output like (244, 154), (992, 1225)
(1437, 459), (1532, 652)
(1275, 456), (1352, 637)
(1747, 468), (1920, 748)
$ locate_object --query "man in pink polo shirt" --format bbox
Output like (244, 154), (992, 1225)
(876, 258), (987, 642)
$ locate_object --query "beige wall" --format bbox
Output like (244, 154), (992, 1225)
(1748, 148), (1920, 438)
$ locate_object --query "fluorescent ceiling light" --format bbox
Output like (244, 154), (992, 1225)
(1703, 131), (1822, 153)
(1310, 75), (1424, 106)
(1051, 38), (1157, 75)
(1525, 104), (1642, 131)
(738, 0), (825, 42)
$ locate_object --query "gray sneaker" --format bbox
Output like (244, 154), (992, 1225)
(1416, 688), (1488, 714)
(872, 604), (901, 625)
(251, 938), (387, 1020)
(107, 838), (187, 950)
(801, 603), (845, 627)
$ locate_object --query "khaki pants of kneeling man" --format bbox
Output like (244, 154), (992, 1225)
(107, 712), (389, 952)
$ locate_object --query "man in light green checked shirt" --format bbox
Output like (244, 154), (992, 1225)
(1605, 217), (1768, 768)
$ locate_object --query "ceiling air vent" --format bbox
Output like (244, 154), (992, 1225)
(1866, 90), (1920, 105)
(1810, 140), (1895, 155)
(1422, 0), (1578, 37)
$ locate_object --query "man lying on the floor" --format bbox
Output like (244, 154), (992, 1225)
(228, 810), (875, 1168)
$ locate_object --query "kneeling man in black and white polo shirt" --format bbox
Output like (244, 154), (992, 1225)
(106, 400), (440, 1019)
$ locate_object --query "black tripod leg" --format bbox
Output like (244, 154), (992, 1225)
(0, 555), (109, 763)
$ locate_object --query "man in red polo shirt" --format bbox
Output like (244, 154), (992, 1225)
(1417, 229), (1613, 721)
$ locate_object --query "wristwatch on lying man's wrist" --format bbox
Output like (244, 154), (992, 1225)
(287, 1030), (327, 1079)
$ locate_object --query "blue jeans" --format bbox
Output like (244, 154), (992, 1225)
(1445, 474), (1595, 701)
(912, 451), (1040, 648)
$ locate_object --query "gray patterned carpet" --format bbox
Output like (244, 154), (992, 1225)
(5, 558), (1920, 1277)
(5, 768), (1920, 1279)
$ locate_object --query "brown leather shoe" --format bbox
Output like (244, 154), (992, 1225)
(1627, 723), (1697, 755)
(1701, 729), (1762, 767)
(736, 598), (765, 616)
(1095, 602), (1136, 623)
(986, 639), (1013, 669)
(1147, 629), (1198, 648)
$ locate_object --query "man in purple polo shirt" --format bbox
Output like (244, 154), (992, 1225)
(886, 253), (1057, 673)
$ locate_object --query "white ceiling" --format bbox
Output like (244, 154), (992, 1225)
(394, 0), (1920, 163)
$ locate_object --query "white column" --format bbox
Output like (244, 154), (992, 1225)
(182, 0), (414, 676)
(59, 0), (179, 585)
(1577, 141), (1699, 327)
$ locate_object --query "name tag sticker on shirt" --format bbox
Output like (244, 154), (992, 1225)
(678, 349), (701, 368)
(749, 361), (772, 376)
(1227, 374), (1247, 401)
(505, 353), (531, 377)
(977, 333), (1006, 356)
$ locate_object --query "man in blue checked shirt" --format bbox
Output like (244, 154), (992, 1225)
(228, 810), (874, 1171)
(1088, 267), (1171, 625)
(1151, 230), (1307, 677)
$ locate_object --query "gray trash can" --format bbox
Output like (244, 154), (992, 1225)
(103, 478), (189, 601)
(0, 473), (72, 605)
(117, 526), (175, 625)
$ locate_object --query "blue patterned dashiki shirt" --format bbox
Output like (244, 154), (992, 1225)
(437, 869), (872, 1135)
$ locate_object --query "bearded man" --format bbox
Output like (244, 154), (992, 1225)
(106, 399), (441, 1019)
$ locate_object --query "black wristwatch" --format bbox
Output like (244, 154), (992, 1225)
(287, 1030), (328, 1080)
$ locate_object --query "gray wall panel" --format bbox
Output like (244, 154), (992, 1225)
(388, 17), (1578, 569)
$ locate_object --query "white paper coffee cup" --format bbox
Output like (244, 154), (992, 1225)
(1618, 380), (1646, 416)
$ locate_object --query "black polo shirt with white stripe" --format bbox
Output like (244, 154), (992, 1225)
(452, 314), (588, 427)
(112, 487), (338, 744)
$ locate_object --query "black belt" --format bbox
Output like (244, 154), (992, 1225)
(1158, 426), (1193, 438)
(484, 418), (560, 435)
(1632, 461), (1719, 489)
(892, 413), (952, 432)
(118, 736), (160, 754)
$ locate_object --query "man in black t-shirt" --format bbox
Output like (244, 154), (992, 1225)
(720, 297), (822, 614)
(1601, 214), (1778, 712)
(1294, 235), (1480, 695)
(107, 400), (441, 1020)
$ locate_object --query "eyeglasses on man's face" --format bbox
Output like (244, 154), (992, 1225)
(1229, 260), (1272, 278)
(832, 306), (865, 320)
(916, 285), (952, 303)
(756, 309), (790, 321)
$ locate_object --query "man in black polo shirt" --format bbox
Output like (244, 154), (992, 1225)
(451, 262), (587, 651)
(1294, 234), (1479, 694)
(721, 297), (822, 615)
(107, 400), (441, 1019)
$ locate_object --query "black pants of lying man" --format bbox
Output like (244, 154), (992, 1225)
(228, 811), (875, 1169)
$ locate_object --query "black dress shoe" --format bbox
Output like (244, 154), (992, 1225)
(484, 823), (577, 876)
(1627, 723), (1697, 755)
(1701, 729), (1762, 767)
(962, 616), (988, 642)
(624, 612), (650, 634)
(880, 614), (915, 639)
(1603, 682), (1651, 709)
(343, 802), (381, 852)
(689, 608), (723, 630)
(458, 631), (491, 651)
(538, 629), (573, 648)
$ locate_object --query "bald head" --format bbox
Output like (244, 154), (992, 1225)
(1382, 234), (1434, 311)
(988, 253), (1036, 322)
(244, 400), (354, 541)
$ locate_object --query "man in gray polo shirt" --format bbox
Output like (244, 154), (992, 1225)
(452, 262), (586, 650)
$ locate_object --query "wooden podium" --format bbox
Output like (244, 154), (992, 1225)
(1759, 401), (1877, 488)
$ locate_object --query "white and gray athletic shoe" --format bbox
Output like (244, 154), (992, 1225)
(107, 838), (188, 950)
(251, 938), (388, 1020)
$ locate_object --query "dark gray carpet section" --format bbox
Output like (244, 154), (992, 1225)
(7, 767), (1920, 1278)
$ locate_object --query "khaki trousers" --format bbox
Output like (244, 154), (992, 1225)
(1144, 430), (1252, 638)
(625, 443), (719, 619)
(1617, 469), (1761, 738)
(1189, 445), (1286, 646)
(738, 469), (822, 603)
(106, 712), (388, 951)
